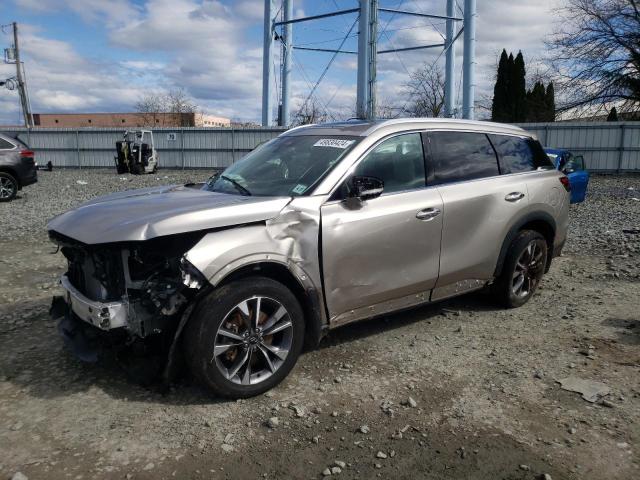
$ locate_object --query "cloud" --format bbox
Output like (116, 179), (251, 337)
(2, 0), (565, 124)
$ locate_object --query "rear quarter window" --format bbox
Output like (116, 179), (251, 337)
(0, 137), (16, 150)
(489, 135), (554, 174)
(427, 131), (500, 185)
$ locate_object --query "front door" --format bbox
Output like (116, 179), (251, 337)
(320, 132), (443, 324)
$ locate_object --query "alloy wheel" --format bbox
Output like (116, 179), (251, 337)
(213, 296), (293, 385)
(0, 177), (16, 200)
(512, 240), (545, 298)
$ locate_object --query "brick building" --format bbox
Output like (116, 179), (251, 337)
(32, 112), (231, 128)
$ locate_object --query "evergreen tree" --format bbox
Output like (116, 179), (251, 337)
(544, 83), (555, 122)
(512, 51), (527, 122)
(607, 106), (619, 121)
(525, 81), (546, 122)
(491, 50), (510, 122)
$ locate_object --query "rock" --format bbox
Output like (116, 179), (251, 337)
(331, 411), (338, 417)
(519, 464), (530, 471)
(322, 467), (332, 476)
(376, 451), (387, 459)
(11, 473), (28, 480)
(601, 399), (615, 408)
(312, 436), (320, 444)
(407, 396), (417, 408)
(557, 377), (611, 403)
(143, 462), (155, 471)
(204, 420), (212, 427)
(221, 443), (234, 453)
(224, 433), (235, 444)
(334, 460), (346, 468)
(568, 427), (577, 434)
(330, 466), (342, 474)
(266, 417), (279, 428)
(289, 405), (305, 418)
(359, 425), (370, 434)
(542, 474), (553, 480)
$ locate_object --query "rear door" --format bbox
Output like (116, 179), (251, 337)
(564, 154), (589, 203)
(426, 131), (529, 298)
(321, 132), (443, 323)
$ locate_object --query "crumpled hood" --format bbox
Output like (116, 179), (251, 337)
(47, 184), (292, 244)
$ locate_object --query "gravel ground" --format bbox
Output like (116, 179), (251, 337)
(0, 170), (639, 480)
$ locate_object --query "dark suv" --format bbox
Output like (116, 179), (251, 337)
(0, 133), (37, 201)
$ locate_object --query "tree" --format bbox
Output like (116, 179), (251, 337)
(135, 88), (198, 127)
(544, 83), (556, 121)
(512, 51), (528, 122)
(293, 98), (327, 126)
(491, 50), (511, 122)
(526, 81), (547, 122)
(548, 0), (640, 113)
(607, 106), (619, 121)
(403, 62), (445, 118)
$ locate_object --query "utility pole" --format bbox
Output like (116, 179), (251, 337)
(462, 0), (476, 120)
(279, 0), (292, 127)
(262, 0), (274, 126)
(12, 22), (32, 127)
(444, 0), (456, 118)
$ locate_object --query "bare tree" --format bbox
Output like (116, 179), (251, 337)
(376, 97), (402, 119)
(547, 0), (640, 113)
(403, 63), (445, 118)
(293, 98), (328, 126)
(135, 88), (199, 127)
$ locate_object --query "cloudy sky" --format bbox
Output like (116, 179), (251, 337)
(0, 0), (561, 125)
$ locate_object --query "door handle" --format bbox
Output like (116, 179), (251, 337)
(505, 192), (525, 202)
(416, 207), (441, 221)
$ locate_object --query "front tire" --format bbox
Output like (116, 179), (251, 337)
(0, 172), (18, 202)
(184, 276), (305, 398)
(494, 230), (547, 308)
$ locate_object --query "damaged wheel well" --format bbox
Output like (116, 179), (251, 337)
(218, 262), (325, 350)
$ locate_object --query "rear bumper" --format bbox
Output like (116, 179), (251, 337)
(20, 169), (38, 187)
(60, 274), (128, 330)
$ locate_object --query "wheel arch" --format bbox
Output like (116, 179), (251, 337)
(494, 211), (556, 278)
(216, 261), (326, 350)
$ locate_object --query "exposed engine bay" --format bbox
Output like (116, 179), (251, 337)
(49, 230), (209, 379)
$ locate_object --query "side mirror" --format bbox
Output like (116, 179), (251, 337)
(348, 175), (384, 200)
(205, 171), (219, 186)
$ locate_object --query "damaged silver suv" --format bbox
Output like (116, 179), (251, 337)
(48, 119), (570, 398)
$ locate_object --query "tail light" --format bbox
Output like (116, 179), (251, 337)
(20, 149), (35, 159)
(559, 176), (571, 192)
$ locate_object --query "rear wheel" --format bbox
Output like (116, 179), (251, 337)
(184, 276), (305, 398)
(494, 230), (547, 308)
(0, 172), (18, 202)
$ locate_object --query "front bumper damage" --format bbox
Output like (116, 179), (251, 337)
(48, 231), (209, 385)
(60, 274), (128, 330)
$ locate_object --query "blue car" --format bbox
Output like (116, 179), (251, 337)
(544, 148), (589, 204)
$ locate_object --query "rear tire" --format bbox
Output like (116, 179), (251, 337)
(184, 276), (305, 398)
(0, 172), (18, 202)
(493, 230), (547, 308)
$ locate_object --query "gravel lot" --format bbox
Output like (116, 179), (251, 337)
(0, 170), (639, 480)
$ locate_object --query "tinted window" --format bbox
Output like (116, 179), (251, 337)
(353, 133), (425, 194)
(428, 132), (499, 184)
(0, 137), (15, 150)
(490, 135), (554, 174)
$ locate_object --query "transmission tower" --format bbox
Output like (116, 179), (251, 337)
(262, 0), (476, 126)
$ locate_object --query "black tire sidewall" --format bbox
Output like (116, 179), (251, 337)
(0, 172), (18, 202)
(185, 276), (305, 398)
(499, 230), (548, 308)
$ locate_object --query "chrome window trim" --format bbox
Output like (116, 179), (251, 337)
(0, 137), (18, 151)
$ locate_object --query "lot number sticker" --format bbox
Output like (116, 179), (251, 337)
(313, 138), (355, 149)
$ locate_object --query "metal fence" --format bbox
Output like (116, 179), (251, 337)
(3, 122), (639, 172)
(2, 127), (286, 169)
(517, 121), (640, 172)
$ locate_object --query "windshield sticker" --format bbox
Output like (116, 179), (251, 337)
(313, 138), (355, 149)
(292, 184), (307, 194)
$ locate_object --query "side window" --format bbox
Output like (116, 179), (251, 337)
(427, 132), (499, 185)
(0, 138), (15, 150)
(490, 135), (554, 174)
(353, 133), (426, 194)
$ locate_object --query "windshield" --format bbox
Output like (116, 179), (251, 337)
(202, 135), (360, 197)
